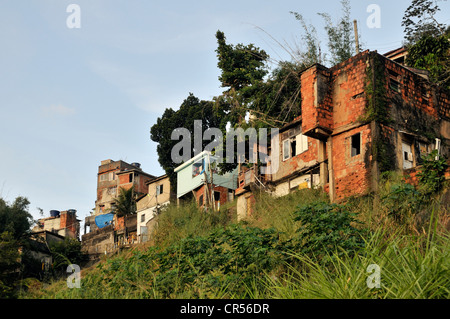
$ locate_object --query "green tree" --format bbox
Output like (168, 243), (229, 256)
(402, 0), (449, 90)
(215, 30), (269, 93)
(49, 238), (86, 273)
(406, 34), (450, 89)
(150, 93), (228, 186)
(215, 30), (269, 122)
(291, 0), (359, 67)
(290, 11), (323, 66)
(0, 232), (20, 298)
(112, 187), (137, 217)
(251, 61), (304, 126)
(318, 0), (358, 65)
(401, 0), (447, 45)
(0, 196), (33, 240)
(417, 149), (449, 195)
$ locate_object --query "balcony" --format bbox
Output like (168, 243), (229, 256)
(235, 166), (266, 195)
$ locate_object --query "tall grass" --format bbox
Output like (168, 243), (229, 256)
(152, 200), (234, 248)
(21, 179), (449, 299)
(264, 225), (449, 299)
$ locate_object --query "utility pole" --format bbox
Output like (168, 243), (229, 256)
(353, 20), (360, 55)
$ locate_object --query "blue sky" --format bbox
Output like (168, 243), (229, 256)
(1, 0), (449, 230)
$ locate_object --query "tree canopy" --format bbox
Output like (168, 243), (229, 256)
(402, 0), (449, 91)
(150, 2), (362, 179)
(112, 186), (137, 217)
(150, 93), (228, 186)
(0, 196), (33, 240)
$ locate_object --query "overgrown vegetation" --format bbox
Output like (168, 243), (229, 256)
(13, 0), (450, 300)
(22, 166), (449, 299)
(402, 0), (450, 91)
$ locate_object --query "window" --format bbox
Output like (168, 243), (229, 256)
(192, 158), (205, 178)
(283, 134), (308, 161)
(156, 184), (164, 196)
(351, 133), (361, 157)
(402, 141), (413, 169)
(291, 139), (297, 158)
(99, 172), (114, 182)
(128, 173), (133, 183)
(199, 194), (204, 206)
(421, 85), (430, 103)
(214, 191), (221, 202)
(282, 139), (290, 161)
(141, 214), (145, 223)
(296, 134), (308, 155)
(389, 79), (400, 93)
(389, 70), (401, 93)
(435, 138), (441, 160)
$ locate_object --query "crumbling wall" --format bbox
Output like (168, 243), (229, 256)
(331, 125), (372, 201)
(81, 225), (115, 257)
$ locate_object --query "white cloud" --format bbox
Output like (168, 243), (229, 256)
(41, 104), (76, 116)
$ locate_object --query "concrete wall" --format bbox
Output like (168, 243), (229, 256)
(271, 121), (320, 183)
(81, 225), (115, 257)
(236, 192), (255, 221)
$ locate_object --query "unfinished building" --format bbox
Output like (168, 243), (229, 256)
(82, 159), (156, 258)
(236, 49), (450, 219)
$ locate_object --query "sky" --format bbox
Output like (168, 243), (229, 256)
(1, 0), (449, 233)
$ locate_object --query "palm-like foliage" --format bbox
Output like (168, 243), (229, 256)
(112, 187), (136, 217)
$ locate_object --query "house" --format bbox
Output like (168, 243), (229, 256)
(93, 160), (155, 217)
(82, 159), (156, 258)
(23, 230), (66, 274)
(235, 49), (450, 219)
(135, 174), (173, 243)
(83, 159), (156, 234)
(32, 209), (80, 240)
(174, 151), (238, 210)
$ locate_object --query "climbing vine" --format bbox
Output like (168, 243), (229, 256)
(362, 53), (391, 124)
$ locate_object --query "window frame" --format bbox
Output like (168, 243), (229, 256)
(351, 133), (361, 157)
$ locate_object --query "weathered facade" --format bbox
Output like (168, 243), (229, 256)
(93, 160), (155, 217)
(174, 151), (237, 210)
(236, 49), (450, 219)
(136, 174), (173, 243)
(82, 159), (156, 257)
(32, 209), (80, 240)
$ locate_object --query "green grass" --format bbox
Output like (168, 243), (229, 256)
(20, 178), (450, 299)
(264, 227), (450, 299)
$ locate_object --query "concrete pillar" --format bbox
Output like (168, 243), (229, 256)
(327, 137), (336, 202)
(318, 140), (328, 187)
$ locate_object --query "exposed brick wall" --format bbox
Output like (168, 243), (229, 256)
(60, 211), (78, 238)
(195, 184), (229, 207)
(404, 160), (450, 187)
(114, 215), (125, 231)
(300, 65), (333, 135)
(332, 125), (372, 201)
(383, 58), (438, 118)
(437, 89), (450, 120)
(330, 51), (369, 129)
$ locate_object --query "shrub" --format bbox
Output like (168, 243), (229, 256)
(417, 150), (448, 196)
(381, 182), (422, 224)
(293, 201), (366, 264)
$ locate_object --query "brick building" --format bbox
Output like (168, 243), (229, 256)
(236, 49), (450, 219)
(82, 159), (156, 258)
(32, 209), (80, 240)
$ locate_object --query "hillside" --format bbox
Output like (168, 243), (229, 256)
(20, 172), (450, 299)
